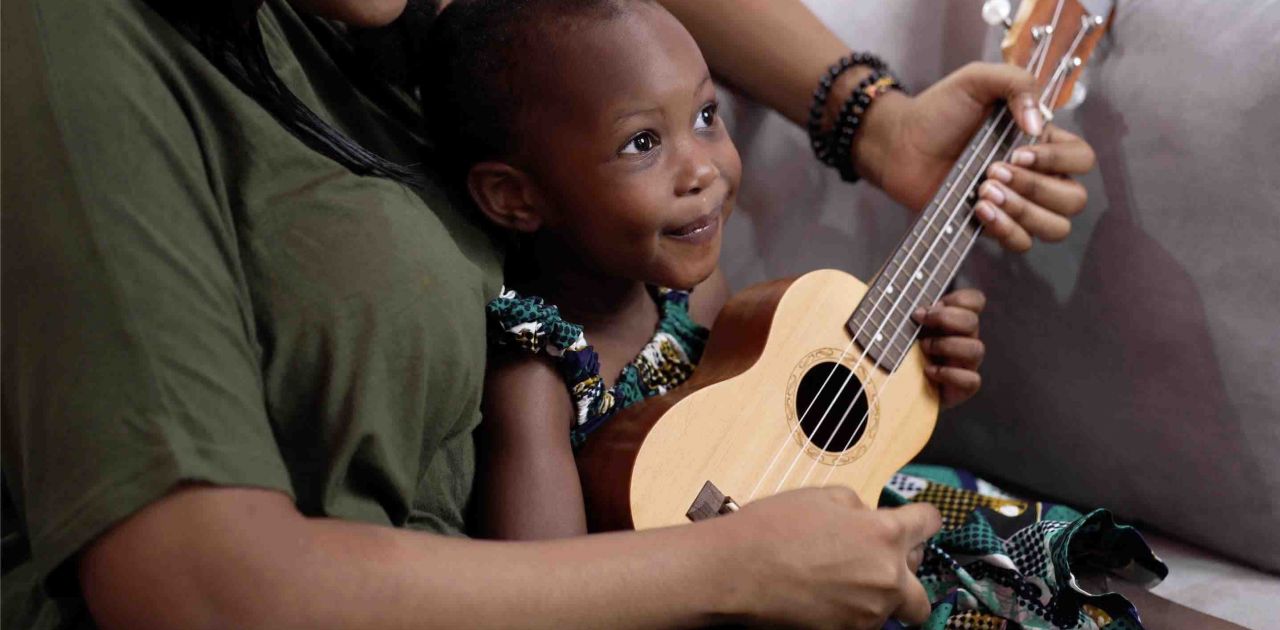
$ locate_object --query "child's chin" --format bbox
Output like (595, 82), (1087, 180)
(668, 256), (719, 290)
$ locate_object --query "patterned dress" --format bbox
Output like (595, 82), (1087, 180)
(487, 285), (708, 446)
(485, 288), (1166, 630)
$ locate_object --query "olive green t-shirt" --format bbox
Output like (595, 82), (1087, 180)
(1, 0), (502, 626)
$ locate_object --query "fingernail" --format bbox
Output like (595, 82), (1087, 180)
(1023, 105), (1044, 136)
(1011, 149), (1035, 167)
(975, 201), (996, 222)
(980, 181), (1005, 205)
(990, 164), (1013, 183)
(913, 307), (927, 320)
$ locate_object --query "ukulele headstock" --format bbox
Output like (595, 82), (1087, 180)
(990, 0), (1114, 112)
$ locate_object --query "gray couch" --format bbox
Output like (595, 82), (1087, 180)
(719, 1), (1280, 626)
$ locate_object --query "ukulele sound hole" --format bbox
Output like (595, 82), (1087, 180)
(794, 362), (870, 453)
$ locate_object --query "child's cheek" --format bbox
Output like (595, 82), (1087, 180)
(719, 141), (744, 193)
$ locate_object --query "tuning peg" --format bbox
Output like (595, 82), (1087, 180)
(982, 0), (1013, 29)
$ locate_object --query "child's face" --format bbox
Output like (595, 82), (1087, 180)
(516, 5), (742, 290)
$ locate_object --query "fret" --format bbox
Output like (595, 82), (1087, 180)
(848, 107), (1019, 373)
(851, 327), (915, 369)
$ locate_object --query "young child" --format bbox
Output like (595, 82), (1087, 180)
(422, 1), (1167, 628)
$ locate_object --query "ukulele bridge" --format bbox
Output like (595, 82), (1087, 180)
(685, 481), (740, 522)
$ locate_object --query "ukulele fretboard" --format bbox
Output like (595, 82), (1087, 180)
(847, 108), (1022, 373)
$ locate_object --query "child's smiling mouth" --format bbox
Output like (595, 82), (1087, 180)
(663, 203), (724, 244)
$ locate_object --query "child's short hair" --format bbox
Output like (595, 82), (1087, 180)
(420, 0), (651, 175)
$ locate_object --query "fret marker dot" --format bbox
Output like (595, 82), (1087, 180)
(944, 225), (954, 235)
(874, 333), (883, 342)
(886, 285), (895, 295)
(914, 271), (923, 281)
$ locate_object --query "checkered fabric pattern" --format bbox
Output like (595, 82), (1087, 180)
(883, 465), (1167, 630)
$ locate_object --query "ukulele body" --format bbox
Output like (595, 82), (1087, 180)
(576, 269), (939, 532)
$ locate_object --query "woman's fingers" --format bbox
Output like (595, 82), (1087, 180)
(975, 183), (1073, 246)
(1010, 124), (1097, 175)
(984, 163), (1089, 219)
(972, 123), (1093, 252)
(885, 504), (942, 624)
(906, 543), (925, 573)
(973, 199), (1032, 252)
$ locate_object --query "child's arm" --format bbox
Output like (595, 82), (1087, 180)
(473, 353), (588, 540)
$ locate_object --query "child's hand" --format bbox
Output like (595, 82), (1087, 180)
(911, 289), (986, 408)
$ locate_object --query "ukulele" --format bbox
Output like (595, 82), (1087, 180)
(577, 0), (1113, 531)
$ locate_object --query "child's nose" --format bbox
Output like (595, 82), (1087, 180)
(675, 149), (720, 197)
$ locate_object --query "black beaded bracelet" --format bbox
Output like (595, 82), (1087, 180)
(806, 52), (886, 165)
(832, 71), (902, 182)
(806, 52), (902, 183)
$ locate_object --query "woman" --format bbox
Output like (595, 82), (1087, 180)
(3, 0), (1110, 628)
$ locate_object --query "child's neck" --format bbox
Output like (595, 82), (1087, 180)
(520, 245), (654, 334)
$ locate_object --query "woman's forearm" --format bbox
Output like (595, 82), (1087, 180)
(80, 486), (738, 629)
(660, 0), (897, 186)
(303, 509), (737, 628)
(660, 0), (851, 127)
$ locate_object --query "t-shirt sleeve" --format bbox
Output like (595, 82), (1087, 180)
(1, 0), (294, 588)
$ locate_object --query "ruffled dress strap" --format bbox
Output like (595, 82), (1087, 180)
(485, 286), (708, 447)
(486, 287), (589, 357)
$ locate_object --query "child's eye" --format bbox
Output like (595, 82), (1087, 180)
(694, 103), (718, 130)
(620, 131), (660, 155)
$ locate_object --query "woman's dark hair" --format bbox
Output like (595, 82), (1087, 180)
(419, 0), (645, 182)
(144, 1), (442, 189)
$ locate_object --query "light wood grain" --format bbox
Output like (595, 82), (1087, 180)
(577, 270), (939, 531)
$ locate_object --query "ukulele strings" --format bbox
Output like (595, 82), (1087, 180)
(817, 24), (1093, 490)
(749, 20), (1071, 500)
(797, 112), (1024, 490)
(813, 126), (1019, 489)
(814, 18), (1095, 486)
(794, 18), (1079, 483)
(748, 106), (1019, 502)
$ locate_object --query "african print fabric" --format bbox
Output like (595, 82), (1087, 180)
(486, 286), (708, 445)
(882, 465), (1167, 630)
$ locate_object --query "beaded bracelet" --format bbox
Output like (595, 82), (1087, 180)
(806, 52), (902, 183)
(832, 71), (902, 182)
(807, 53), (885, 165)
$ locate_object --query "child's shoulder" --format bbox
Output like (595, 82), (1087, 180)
(484, 350), (569, 398)
(483, 288), (582, 431)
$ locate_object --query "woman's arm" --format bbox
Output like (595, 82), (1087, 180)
(473, 354), (589, 539)
(658, 0), (853, 127)
(81, 481), (943, 629)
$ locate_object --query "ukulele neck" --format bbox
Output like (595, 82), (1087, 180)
(846, 107), (1025, 373)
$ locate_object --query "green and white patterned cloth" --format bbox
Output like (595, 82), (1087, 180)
(486, 285), (708, 446)
(882, 465), (1166, 630)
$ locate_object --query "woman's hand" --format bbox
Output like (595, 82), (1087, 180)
(857, 63), (1096, 253)
(912, 288), (986, 408)
(717, 487), (941, 628)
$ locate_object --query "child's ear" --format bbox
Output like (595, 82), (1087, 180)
(466, 162), (545, 233)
